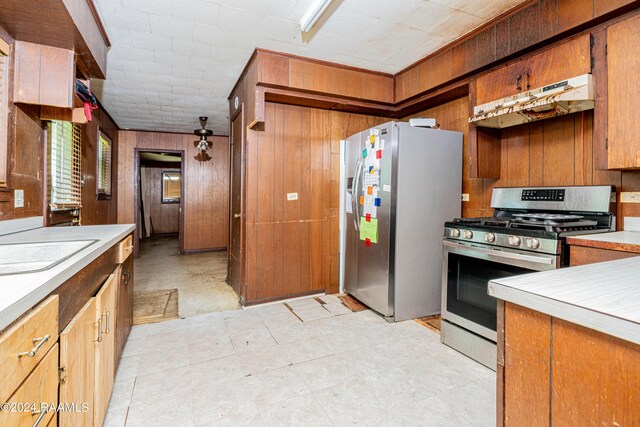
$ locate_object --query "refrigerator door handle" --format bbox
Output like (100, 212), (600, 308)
(352, 158), (363, 231)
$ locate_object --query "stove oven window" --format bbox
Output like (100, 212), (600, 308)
(447, 253), (535, 331)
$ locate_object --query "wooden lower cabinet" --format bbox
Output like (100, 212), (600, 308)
(500, 302), (640, 425)
(115, 255), (133, 366)
(569, 245), (636, 266)
(94, 273), (117, 427)
(0, 296), (59, 403)
(0, 343), (59, 427)
(59, 266), (122, 427)
(59, 297), (97, 427)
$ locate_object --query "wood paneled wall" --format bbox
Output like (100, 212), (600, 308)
(411, 99), (640, 225)
(117, 131), (229, 251)
(80, 107), (118, 225)
(243, 102), (388, 303)
(141, 166), (179, 235)
(0, 104), (44, 220)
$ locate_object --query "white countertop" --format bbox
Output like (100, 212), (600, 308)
(0, 224), (135, 331)
(488, 256), (640, 345)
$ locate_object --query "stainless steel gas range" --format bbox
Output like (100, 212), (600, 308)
(440, 186), (615, 369)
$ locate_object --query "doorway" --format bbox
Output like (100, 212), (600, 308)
(136, 150), (184, 251)
(133, 148), (240, 319)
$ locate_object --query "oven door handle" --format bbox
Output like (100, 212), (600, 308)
(443, 240), (555, 266)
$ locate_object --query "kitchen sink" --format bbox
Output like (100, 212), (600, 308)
(0, 240), (98, 276)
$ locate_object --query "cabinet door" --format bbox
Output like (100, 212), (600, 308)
(607, 14), (640, 169)
(115, 255), (134, 366)
(526, 33), (591, 91)
(59, 298), (96, 427)
(0, 344), (58, 427)
(94, 273), (117, 427)
(13, 41), (74, 108)
(476, 60), (528, 105)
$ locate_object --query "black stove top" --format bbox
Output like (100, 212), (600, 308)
(445, 214), (610, 238)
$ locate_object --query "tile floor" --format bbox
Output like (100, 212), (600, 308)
(104, 296), (496, 427)
(136, 236), (239, 316)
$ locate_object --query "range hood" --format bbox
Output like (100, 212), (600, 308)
(469, 74), (594, 129)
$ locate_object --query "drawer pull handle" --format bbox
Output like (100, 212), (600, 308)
(18, 335), (50, 358)
(105, 311), (111, 334)
(123, 271), (130, 286)
(96, 317), (103, 343)
(32, 408), (48, 427)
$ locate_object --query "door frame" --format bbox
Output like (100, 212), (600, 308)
(134, 148), (185, 256)
(228, 104), (246, 302)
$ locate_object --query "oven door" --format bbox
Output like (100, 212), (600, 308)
(441, 239), (558, 341)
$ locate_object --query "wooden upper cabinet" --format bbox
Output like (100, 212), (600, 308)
(476, 33), (591, 105)
(605, 13), (640, 169)
(13, 41), (75, 108)
(476, 60), (529, 105)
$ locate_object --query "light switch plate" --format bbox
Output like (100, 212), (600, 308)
(461, 193), (470, 202)
(287, 192), (298, 201)
(14, 189), (24, 208)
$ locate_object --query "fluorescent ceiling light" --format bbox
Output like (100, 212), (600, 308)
(300, 0), (333, 32)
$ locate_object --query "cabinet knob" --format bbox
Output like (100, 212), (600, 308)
(515, 75), (522, 91)
(234, 213), (241, 219)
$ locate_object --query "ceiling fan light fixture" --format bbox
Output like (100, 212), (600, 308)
(300, 0), (333, 32)
(194, 116), (213, 153)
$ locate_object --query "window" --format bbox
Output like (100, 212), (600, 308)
(97, 131), (112, 198)
(161, 170), (181, 203)
(48, 121), (82, 209)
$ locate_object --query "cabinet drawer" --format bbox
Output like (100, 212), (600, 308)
(0, 296), (59, 402)
(117, 235), (133, 263)
(0, 343), (59, 427)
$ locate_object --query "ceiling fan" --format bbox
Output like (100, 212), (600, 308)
(194, 116), (213, 153)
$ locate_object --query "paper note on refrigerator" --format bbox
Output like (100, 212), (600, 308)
(359, 217), (378, 243)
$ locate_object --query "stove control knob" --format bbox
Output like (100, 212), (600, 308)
(451, 229), (460, 238)
(485, 233), (496, 243)
(508, 235), (521, 246)
(527, 238), (541, 249)
(463, 230), (474, 239)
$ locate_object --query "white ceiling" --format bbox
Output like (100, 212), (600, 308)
(92, 0), (526, 134)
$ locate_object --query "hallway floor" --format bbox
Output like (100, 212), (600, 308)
(104, 296), (496, 427)
(135, 236), (239, 317)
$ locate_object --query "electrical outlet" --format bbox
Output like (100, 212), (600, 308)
(461, 193), (470, 202)
(287, 192), (298, 201)
(14, 189), (24, 208)
(621, 192), (640, 203)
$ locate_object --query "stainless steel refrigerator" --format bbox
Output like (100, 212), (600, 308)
(340, 121), (462, 322)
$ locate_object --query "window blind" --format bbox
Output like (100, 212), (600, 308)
(48, 121), (82, 209)
(97, 132), (112, 196)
